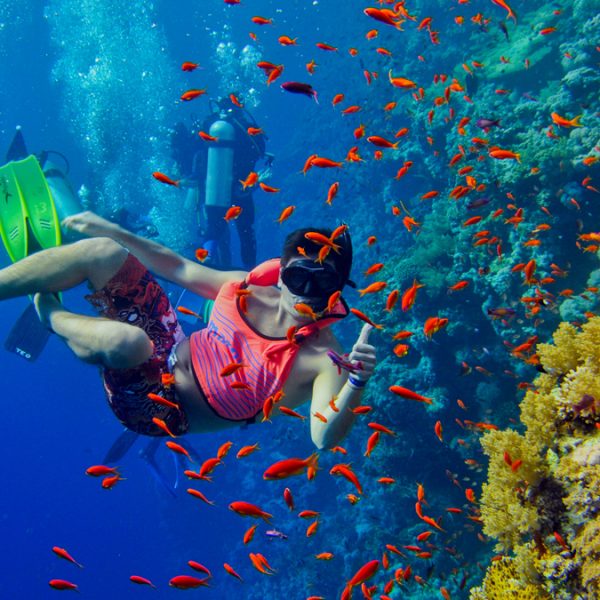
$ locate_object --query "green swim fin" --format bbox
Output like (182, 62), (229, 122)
(0, 155), (62, 261)
(0, 162), (28, 263)
(0, 155), (62, 361)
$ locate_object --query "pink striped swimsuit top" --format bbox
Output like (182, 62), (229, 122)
(189, 259), (348, 423)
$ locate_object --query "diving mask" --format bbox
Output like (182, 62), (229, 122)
(281, 260), (343, 299)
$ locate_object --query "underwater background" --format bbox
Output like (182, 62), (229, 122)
(1, 0), (599, 598)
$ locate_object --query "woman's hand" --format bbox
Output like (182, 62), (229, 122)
(348, 324), (377, 385)
(62, 211), (121, 238)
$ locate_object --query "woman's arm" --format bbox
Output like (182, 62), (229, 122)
(309, 325), (376, 449)
(63, 211), (246, 299)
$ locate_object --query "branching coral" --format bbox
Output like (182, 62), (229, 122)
(471, 317), (600, 599)
(470, 557), (549, 599)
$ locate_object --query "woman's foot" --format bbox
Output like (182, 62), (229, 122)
(33, 292), (62, 333)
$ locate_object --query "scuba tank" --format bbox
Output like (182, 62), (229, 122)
(38, 151), (84, 243)
(205, 119), (235, 208)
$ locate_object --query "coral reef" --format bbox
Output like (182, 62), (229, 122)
(471, 317), (600, 599)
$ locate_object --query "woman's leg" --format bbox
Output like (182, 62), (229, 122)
(0, 237), (128, 300)
(0, 237), (153, 369)
(34, 293), (153, 369)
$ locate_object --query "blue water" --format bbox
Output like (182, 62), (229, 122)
(2, 0), (599, 598)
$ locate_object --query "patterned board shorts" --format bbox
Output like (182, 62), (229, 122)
(86, 253), (189, 436)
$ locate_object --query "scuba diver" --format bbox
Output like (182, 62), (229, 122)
(171, 94), (273, 270)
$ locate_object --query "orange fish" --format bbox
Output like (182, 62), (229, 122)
(177, 306), (200, 319)
(364, 431), (380, 457)
(195, 247), (209, 262)
(243, 524), (257, 544)
(551, 112), (582, 128)
(102, 474), (125, 489)
(169, 575), (210, 589)
(223, 563), (243, 581)
(52, 546), (84, 569)
(389, 385), (432, 404)
(305, 231), (342, 253)
(217, 441), (233, 459)
(220, 362), (246, 377)
(85, 464), (119, 477)
(311, 156), (344, 168)
(401, 280), (424, 311)
(326, 182), (339, 205)
(278, 406), (306, 420)
(160, 373), (175, 386)
(187, 488), (215, 505)
(224, 206), (242, 222)
(330, 463), (363, 494)
(388, 70), (417, 89)
(489, 149), (521, 162)
(259, 182), (280, 193)
(181, 89), (207, 102)
(364, 8), (402, 29)
(152, 171), (179, 186)
(367, 136), (398, 149)
(236, 443), (260, 458)
(240, 171), (259, 189)
(49, 580), (79, 592)
(263, 453), (319, 480)
(278, 35), (298, 46)
(130, 575), (157, 588)
(181, 62), (199, 71)
(359, 281), (387, 296)
(349, 307), (383, 329)
(251, 16), (272, 25)
(198, 131), (218, 142)
(152, 417), (176, 437)
(148, 392), (180, 411)
(276, 205), (295, 224)
(165, 441), (194, 462)
(229, 501), (273, 521)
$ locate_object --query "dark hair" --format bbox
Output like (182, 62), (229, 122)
(281, 227), (354, 287)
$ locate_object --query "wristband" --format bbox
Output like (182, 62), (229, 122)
(347, 375), (367, 389)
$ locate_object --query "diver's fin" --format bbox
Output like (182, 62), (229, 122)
(0, 162), (28, 263)
(139, 438), (178, 498)
(11, 156), (61, 252)
(5, 127), (28, 162)
(3, 303), (51, 362)
(1, 155), (62, 361)
(103, 428), (140, 464)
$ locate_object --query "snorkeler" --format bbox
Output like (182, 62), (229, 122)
(171, 94), (272, 270)
(0, 211), (376, 449)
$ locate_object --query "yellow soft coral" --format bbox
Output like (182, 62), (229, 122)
(469, 557), (549, 599)
(480, 429), (545, 550)
(472, 316), (600, 599)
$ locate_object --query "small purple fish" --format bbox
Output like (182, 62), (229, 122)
(476, 118), (501, 132)
(573, 394), (596, 416)
(467, 197), (491, 210)
(327, 349), (359, 374)
(487, 307), (516, 320)
(281, 81), (319, 103)
(265, 529), (288, 540)
(522, 92), (538, 102)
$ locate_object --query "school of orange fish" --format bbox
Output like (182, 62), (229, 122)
(49, 0), (599, 597)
